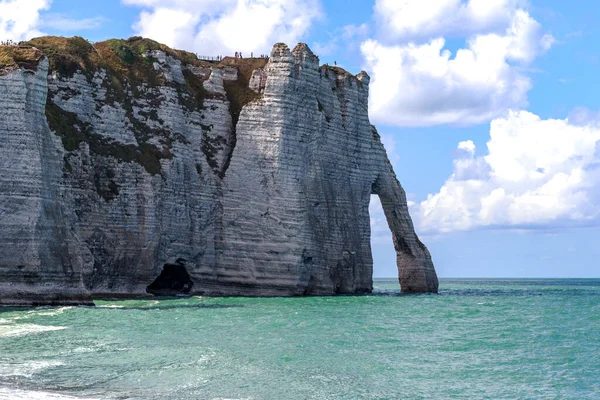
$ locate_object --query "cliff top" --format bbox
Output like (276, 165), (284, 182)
(0, 44), (45, 72)
(1, 36), (366, 82)
(0, 36), (269, 77)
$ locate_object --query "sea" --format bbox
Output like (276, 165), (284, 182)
(0, 279), (598, 399)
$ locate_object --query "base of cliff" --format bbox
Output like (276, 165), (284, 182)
(0, 285), (94, 307)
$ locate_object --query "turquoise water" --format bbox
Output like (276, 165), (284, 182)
(1, 279), (599, 399)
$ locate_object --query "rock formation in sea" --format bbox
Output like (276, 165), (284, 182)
(0, 37), (438, 306)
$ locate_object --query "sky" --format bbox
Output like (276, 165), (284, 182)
(1, 0), (599, 278)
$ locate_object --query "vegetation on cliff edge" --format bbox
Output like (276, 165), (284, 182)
(46, 97), (171, 177)
(22, 36), (212, 80)
(219, 56), (267, 126)
(0, 46), (44, 73)
(217, 56), (268, 178)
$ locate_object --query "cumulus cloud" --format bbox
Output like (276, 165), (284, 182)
(412, 111), (600, 233)
(362, 0), (554, 127)
(457, 140), (476, 156)
(0, 0), (51, 41)
(374, 0), (524, 42)
(122, 0), (323, 55)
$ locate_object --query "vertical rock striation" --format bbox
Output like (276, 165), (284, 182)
(0, 58), (92, 305)
(0, 37), (438, 306)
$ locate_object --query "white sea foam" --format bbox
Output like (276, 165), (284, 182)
(0, 387), (98, 399)
(28, 307), (74, 316)
(211, 398), (254, 400)
(0, 323), (67, 338)
(0, 360), (64, 378)
(71, 342), (132, 354)
(95, 305), (124, 309)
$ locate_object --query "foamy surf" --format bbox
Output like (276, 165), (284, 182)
(0, 360), (64, 378)
(0, 323), (67, 338)
(211, 398), (254, 400)
(27, 307), (74, 317)
(0, 387), (98, 399)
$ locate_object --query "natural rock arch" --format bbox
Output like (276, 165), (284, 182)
(370, 173), (439, 293)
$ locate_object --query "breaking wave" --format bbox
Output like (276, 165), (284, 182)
(0, 323), (67, 338)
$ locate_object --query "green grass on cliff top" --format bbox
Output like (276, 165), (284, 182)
(1, 36), (270, 77)
(1, 36), (354, 79)
(0, 45), (44, 71)
(1, 36), (220, 79)
(15, 36), (213, 79)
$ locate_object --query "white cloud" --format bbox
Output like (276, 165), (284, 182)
(0, 0), (51, 41)
(362, 1), (554, 127)
(133, 7), (198, 50)
(122, 0), (323, 55)
(412, 110), (600, 233)
(374, 0), (524, 43)
(457, 140), (476, 155)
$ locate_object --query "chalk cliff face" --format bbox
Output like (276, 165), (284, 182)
(0, 37), (438, 306)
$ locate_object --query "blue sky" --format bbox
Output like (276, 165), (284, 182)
(1, 0), (598, 278)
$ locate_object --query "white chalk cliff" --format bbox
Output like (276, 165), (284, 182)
(0, 37), (438, 306)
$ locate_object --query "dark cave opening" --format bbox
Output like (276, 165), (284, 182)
(146, 259), (194, 296)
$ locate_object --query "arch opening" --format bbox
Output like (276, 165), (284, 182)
(369, 194), (397, 282)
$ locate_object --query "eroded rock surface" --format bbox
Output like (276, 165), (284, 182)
(0, 37), (438, 306)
